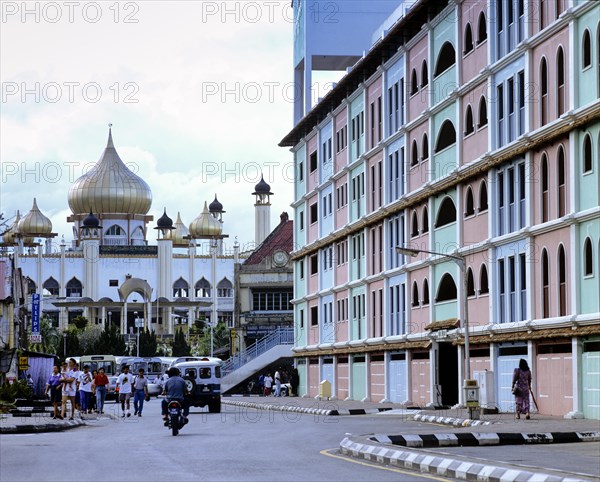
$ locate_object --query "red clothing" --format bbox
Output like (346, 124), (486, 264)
(94, 374), (109, 387)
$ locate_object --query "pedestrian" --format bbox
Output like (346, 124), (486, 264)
(72, 363), (82, 414)
(78, 365), (93, 416)
(45, 365), (63, 419)
(90, 370), (98, 412)
(60, 359), (77, 420)
(258, 373), (264, 395)
(290, 367), (299, 397)
(93, 367), (109, 414)
(25, 374), (34, 391)
(132, 368), (149, 417)
(274, 368), (281, 397)
(116, 365), (133, 417)
(512, 358), (532, 420)
(263, 372), (273, 396)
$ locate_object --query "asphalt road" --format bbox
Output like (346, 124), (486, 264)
(1, 401), (598, 482)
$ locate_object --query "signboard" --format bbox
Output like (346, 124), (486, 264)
(18, 356), (29, 370)
(135, 318), (144, 328)
(29, 334), (42, 344)
(31, 293), (41, 335)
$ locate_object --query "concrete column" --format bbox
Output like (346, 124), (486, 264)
(565, 337), (584, 419)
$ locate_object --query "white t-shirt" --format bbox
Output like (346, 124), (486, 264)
(78, 371), (93, 393)
(264, 376), (273, 388)
(62, 369), (77, 392)
(274, 371), (281, 382)
(116, 372), (133, 394)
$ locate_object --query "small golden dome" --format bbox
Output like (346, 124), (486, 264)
(167, 212), (190, 246)
(189, 202), (222, 238)
(2, 211), (21, 244)
(68, 128), (152, 215)
(18, 198), (53, 235)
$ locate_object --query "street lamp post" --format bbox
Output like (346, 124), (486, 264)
(134, 311), (140, 357)
(108, 311), (112, 330)
(63, 332), (67, 359)
(396, 245), (477, 416)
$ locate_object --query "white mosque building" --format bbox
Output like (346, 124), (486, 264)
(0, 128), (276, 339)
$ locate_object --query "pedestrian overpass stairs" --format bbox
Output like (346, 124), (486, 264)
(221, 328), (294, 394)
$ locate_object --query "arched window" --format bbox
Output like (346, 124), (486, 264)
(478, 96), (488, 127)
(421, 60), (428, 87)
(464, 105), (474, 136)
(477, 12), (487, 44)
(582, 29), (592, 68)
(173, 277), (189, 298)
(557, 47), (565, 116)
(411, 140), (419, 167)
(411, 210), (419, 237)
(43, 277), (59, 296)
(422, 279), (430, 305)
(422, 206), (429, 233)
(217, 278), (233, 297)
(541, 153), (549, 222)
(66, 277), (82, 298)
(434, 42), (456, 77)
(556, 0), (565, 18)
(540, 0), (545, 30)
(435, 120), (456, 152)
(540, 57), (548, 125)
(584, 237), (593, 276)
(26, 277), (36, 295)
(195, 277), (211, 297)
(435, 197), (457, 228)
(464, 187), (475, 217)
(436, 273), (457, 302)
(583, 134), (593, 173)
(542, 249), (549, 318)
(466, 268), (475, 296)
(464, 23), (474, 54)
(478, 180), (488, 212)
(557, 146), (566, 217)
(412, 281), (420, 307)
(558, 245), (567, 316)
(479, 264), (489, 294)
(410, 68), (418, 95)
(105, 225), (125, 236)
(422, 133), (429, 160)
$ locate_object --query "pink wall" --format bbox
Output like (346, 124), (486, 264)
(306, 134), (319, 192)
(308, 361), (319, 397)
(406, 202), (430, 264)
(409, 266), (430, 334)
(368, 279), (385, 338)
(462, 177), (489, 245)
(461, 84), (489, 165)
(334, 107), (348, 174)
(307, 299), (319, 345)
(366, 154), (384, 213)
(407, 120), (430, 193)
(532, 138), (570, 225)
(532, 227), (571, 319)
(466, 252), (491, 328)
(531, 28), (569, 130)
(536, 345), (573, 416)
(334, 175), (348, 230)
(336, 359), (349, 400)
(470, 354), (490, 374)
(306, 193), (319, 243)
(335, 291), (349, 341)
(366, 75), (383, 150)
(460, 1), (488, 84)
(534, 0), (567, 35)
(411, 356), (431, 406)
(407, 34), (429, 123)
(369, 357), (385, 401)
(367, 224), (384, 277)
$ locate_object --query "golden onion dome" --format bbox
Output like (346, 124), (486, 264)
(189, 202), (222, 238)
(68, 128), (152, 215)
(167, 212), (190, 245)
(18, 198), (53, 235)
(2, 211), (21, 244)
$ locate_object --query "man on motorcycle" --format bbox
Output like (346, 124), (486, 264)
(161, 367), (189, 425)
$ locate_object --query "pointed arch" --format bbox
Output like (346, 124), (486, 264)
(557, 145), (566, 217)
(436, 273), (457, 302)
(558, 244), (567, 316)
(557, 46), (566, 116)
(411, 139), (419, 167)
(435, 196), (457, 228)
(478, 180), (488, 212)
(105, 224), (125, 236)
(583, 133), (593, 173)
(541, 248), (550, 318)
(464, 186), (475, 217)
(411, 210), (419, 237)
(422, 278), (430, 305)
(217, 277), (233, 297)
(421, 59), (429, 87)
(464, 104), (474, 136)
(584, 237), (593, 276)
(582, 29), (591, 68)
(66, 277), (82, 297)
(26, 277), (36, 295)
(540, 57), (548, 125)
(435, 120), (456, 152)
(422, 206), (429, 233)
(477, 11), (487, 44)
(422, 133), (429, 160)
(43, 277), (59, 296)
(478, 96), (488, 127)
(195, 277), (211, 297)
(466, 268), (475, 296)
(541, 153), (549, 222)
(410, 68), (418, 95)
(412, 281), (420, 307)
(464, 22), (474, 54)
(479, 264), (489, 294)
(434, 42), (456, 77)
(173, 277), (189, 298)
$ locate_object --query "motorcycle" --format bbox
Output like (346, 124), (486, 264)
(165, 400), (187, 436)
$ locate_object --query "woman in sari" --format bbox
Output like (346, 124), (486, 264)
(512, 358), (532, 419)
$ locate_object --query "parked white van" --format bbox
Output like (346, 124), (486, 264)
(173, 358), (222, 413)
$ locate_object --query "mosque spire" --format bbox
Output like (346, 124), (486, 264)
(107, 123), (114, 148)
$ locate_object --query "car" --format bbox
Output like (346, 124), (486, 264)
(174, 359), (222, 413)
(106, 376), (118, 401)
(148, 377), (163, 397)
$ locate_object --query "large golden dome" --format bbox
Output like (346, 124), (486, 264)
(68, 128), (152, 215)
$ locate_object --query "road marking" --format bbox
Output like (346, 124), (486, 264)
(319, 448), (452, 481)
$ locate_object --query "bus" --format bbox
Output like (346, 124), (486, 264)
(78, 355), (118, 376)
(128, 357), (163, 382)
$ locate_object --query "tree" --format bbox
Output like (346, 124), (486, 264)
(92, 326), (128, 355)
(192, 322), (229, 357)
(78, 325), (102, 355)
(27, 316), (60, 355)
(72, 315), (88, 330)
(171, 328), (190, 356)
(138, 329), (158, 357)
(57, 329), (80, 359)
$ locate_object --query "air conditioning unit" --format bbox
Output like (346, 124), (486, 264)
(473, 370), (495, 408)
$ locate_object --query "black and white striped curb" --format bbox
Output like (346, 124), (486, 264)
(371, 431), (600, 447)
(339, 437), (588, 482)
(222, 399), (335, 416)
(413, 413), (493, 426)
(0, 418), (85, 433)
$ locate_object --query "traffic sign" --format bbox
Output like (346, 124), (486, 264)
(29, 334), (42, 344)
(135, 318), (144, 328)
(18, 356), (29, 370)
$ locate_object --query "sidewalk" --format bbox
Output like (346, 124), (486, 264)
(0, 409), (118, 433)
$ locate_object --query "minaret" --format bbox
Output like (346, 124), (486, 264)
(80, 211), (101, 321)
(155, 209), (174, 333)
(253, 175), (273, 246)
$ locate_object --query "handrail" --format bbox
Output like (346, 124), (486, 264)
(222, 327), (294, 375)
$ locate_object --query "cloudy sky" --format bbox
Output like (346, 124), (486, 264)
(1, 1), (319, 252)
